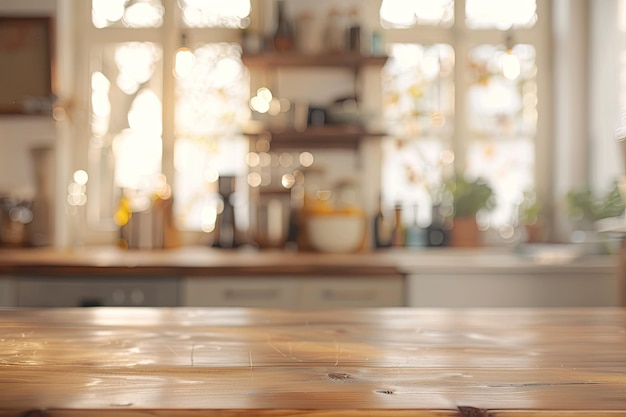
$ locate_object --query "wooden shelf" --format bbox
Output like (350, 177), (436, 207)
(245, 126), (386, 151)
(242, 52), (388, 69)
(242, 52), (388, 151)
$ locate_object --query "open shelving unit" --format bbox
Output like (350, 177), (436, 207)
(242, 52), (388, 151)
(244, 125), (386, 151)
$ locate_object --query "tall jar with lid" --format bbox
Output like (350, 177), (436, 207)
(325, 8), (345, 53)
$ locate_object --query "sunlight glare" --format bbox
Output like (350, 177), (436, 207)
(124, 2), (164, 28)
(174, 47), (196, 79)
(466, 0), (537, 29)
(180, 0), (250, 28)
(115, 43), (161, 95)
(380, 0), (417, 28)
(92, 0), (125, 28)
(502, 52), (521, 80)
(128, 90), (162, 137)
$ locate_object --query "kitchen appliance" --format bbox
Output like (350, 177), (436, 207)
(213, 176), (238, 248)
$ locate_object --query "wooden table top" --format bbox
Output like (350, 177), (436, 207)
(1, 307), (626, 416)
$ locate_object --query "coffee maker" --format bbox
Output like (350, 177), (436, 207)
(213, 176), (238, 248)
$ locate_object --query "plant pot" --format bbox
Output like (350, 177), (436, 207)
(449, 216), (481, 247)
(524, 222), (545, 244)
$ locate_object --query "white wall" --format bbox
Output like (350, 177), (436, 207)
(551, 0), (591, 241)
(0, 0), (55, 14)
(0, 0), (57, 198)
(0, 118), (55, 197)
(589, 1), (624, 190)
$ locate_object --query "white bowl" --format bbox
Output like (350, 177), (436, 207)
(307, 213), (365, 253)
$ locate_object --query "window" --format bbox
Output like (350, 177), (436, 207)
(81, 0), (250, 240)
(379, 0), (546, 239)
(91, 0), (164, 28)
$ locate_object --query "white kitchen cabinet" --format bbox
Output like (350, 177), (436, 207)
(0, 276), (17, 307)
(407, 270), (620, 308)
(181, 276), (405, 308)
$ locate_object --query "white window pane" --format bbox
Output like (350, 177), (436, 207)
(175, 43), (249, 137)
(174, 43), (250, 231)
(466, 0), (537, 29)
(466, 139), (534, 228)
(380, 0), (453, 28)
(112, 125), (163, 192)
(179, 0), (251, 28)
(465, 43), (537, 229)
(381, 43), (455, 223)
(467, 44), (537, 139)
(92, 0), (164, 28)
(88, 42), (163, 227)
(381, 137), (450, 225)
(382, 44), (455, 138)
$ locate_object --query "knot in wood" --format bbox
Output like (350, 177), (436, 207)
(327, 372), (352, 381)
(458, 406), (488, 417)
(375, 389), (394, 395)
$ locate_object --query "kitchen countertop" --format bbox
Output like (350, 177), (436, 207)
(1, 307), (625, 416)
(0, 245), (617, 277)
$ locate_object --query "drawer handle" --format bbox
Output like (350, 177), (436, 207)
(223, 288), (280, 300)
(322, 289), (377, 301)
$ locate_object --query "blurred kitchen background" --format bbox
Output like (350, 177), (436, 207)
(1, 0), (625, 253)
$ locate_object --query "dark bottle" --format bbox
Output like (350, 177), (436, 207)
(347, 7), (361, 53)
(273, 0), (294, 52)
(373, 205), (390, 249)
(391, 204), (405, 247)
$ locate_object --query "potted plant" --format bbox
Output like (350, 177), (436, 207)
(566, 180), (625, 230)
(444, 174), (496, 247)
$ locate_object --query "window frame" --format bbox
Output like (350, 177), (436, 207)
(71, 0), (246, 245)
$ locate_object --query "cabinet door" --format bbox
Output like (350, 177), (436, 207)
(0, 276), (17, 307)
(408, 272), (620, 308)
(182, 278), (299, 308)
(299, 277), (405, 309)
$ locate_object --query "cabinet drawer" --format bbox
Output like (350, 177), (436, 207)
(299, 277), (405, 309)
(182, 278), (298, 308)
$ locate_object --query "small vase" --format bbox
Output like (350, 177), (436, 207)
(450, 216), (481, 247)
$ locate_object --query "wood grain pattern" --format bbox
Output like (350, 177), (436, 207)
(1, 308), (626, 416)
